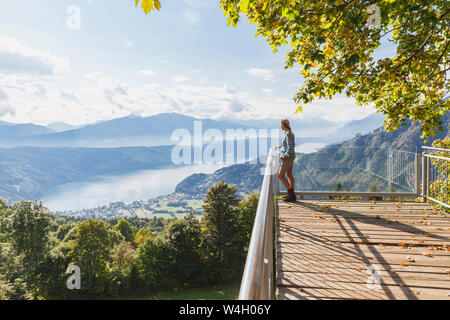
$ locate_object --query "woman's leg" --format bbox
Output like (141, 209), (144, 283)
(286, 167), (295, 190)
(277, 168), (290, 191)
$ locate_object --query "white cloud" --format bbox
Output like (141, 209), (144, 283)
(172, 76), (189, 83)
(184, 11), (199, 25)
(0, 69), (376, 126)
(246, 68), (276, 81)
(184, 0), (214, 8)
(261, 88), (273, 94)
(0, 37), (70, 75)
(138, 70), (157, 77)
(121, 38), (133, 48)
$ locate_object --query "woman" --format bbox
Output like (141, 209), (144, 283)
(275, 119), (296, 202)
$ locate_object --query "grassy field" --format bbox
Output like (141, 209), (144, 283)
(135, 199), (205, 219)
(131, 283), (240, 300)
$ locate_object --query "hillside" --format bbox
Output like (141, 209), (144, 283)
(0, 145), (175, 203)
(330, 113), (385, 141)
(175, 113), (449, 196)
(0, 121), (54, 139)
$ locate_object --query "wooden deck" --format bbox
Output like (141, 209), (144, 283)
(276, 199), (450, 300)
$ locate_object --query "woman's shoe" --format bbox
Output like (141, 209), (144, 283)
(282, 191), (297, 202)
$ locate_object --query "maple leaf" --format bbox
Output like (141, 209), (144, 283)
(136, 0), (161, 14)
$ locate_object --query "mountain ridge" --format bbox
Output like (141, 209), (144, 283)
(175, 113), (449, 196)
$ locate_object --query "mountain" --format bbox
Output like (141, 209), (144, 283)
(0, 145), (175, 203)
(0, 112), (383, 148)
(175, 113), (449, 196)
(175, 162), (264, 197)
(1, 113), (264, 147)
(0, 120), (13, 127)
(228, 117), (346, 137)
(0, 122), (54, 141)
(46, 122), (80, 133)
(330, 113), (385, 141)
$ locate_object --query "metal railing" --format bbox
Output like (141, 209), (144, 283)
(422, 146), (450, 209)
(238, 149), (276, 300)
(239, 146), (449, 300)
(275, 147), (421, 198)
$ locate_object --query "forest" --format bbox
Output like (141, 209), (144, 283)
(0, 182), (258, 300)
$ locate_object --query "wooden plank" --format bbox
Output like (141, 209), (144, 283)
(277, 268), (449, 282)
(277, 224), (450, 236)
(278, 252), (450, 267)
(278, 242), (450, 256)
(275, 199), (450, 300)
(277, 287), (450, 300)
(277, 233), (450, 246)
(278, 259), (450, 275)
(278, 272), (450, 290)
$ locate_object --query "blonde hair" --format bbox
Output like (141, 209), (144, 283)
(280, 118), (291, 131)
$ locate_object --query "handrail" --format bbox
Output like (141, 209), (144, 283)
(238, 149), (275, 300)
(421, 146), (449, 210)
(422, 146), (450, 153)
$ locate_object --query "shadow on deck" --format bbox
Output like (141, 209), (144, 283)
(276, 199), (450, 300)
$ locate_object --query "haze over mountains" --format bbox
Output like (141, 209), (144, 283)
(176, 113), (450, 197)
(0, 111), (388, 207)
(0, 112), (385, 147)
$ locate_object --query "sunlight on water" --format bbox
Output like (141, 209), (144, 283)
(296, 143), (327, 154)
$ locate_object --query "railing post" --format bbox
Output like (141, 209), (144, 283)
(415, 153), (421, 196)
(426, 155), (430, 198)
(275, 155), (280, 195)
(422, 152), (427, 202)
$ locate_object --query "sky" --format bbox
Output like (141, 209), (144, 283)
(0, 0), (392, 126)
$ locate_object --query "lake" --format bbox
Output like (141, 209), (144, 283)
(41, 143), (325, 212)
(41, 164), (224, 212)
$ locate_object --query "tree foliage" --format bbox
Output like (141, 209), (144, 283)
(201, 182), (243, 283)
(0, 186), (259, 299)
(135, 0), (449, 139)
(114, 218), (134, 243)
(68, 219), (115, 296)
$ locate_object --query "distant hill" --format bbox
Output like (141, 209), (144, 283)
(46, 122), (80, 133)
(0, 122), (54, 140)
(0, 145), (175, 203)
(0, 112), (384, 148)
(175, 163), (264, 197)
(228, 117), (346, 137)
(0, 120), (13, 126)
(330, 113), (385, 141)
(175, 113), (449, 196)
(1, 113), (262, 147)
